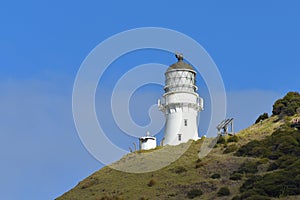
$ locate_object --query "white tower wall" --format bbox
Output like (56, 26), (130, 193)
(163, 108), (199, 145)
(159, 54), (203, 146)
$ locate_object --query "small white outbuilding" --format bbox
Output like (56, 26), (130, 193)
(139, 131), (157, 150)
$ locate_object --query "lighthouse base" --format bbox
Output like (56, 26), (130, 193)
(163, 111), (199, 146)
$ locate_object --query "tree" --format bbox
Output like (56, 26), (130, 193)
(255, 113), (269, 124)
(272, 92), (300, 117)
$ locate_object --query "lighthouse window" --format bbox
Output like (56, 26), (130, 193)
(184, 119), (188, 126)
(178, 134), (182, 141)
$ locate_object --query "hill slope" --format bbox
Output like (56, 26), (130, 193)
(57, 115), (300, 200)
(57, 92), (300, 200)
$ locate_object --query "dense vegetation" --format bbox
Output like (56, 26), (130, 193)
(234, 124), (300, 199)
(272, 92), (300, 117)
(255, 113), (269, 124)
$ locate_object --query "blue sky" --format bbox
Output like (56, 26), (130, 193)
(1, 1), (300, 199)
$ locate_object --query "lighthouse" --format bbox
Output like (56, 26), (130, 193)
(158, 53), (203, 146)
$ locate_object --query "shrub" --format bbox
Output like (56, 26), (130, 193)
(255, 113), (269, 124)
(211, 173), (221, 179)
(223, 144), (238, 154)
(217, 187), (230, 196)
(267, 162), (278, 171)
(257, 158), (269, 164)
(230, 173), (242, 180)
(277, 155), (297, 169)
(187, 189), (203, 199)
(267, 152), (280, 160)
(168, 193), (175, 197)
(272, 92), (300, 117)
(237, 161), (259, 174)
(195, 163), (202, 169)
(246, 195), (271, 200)
(195, 159), (203, 169)
(217, 136), (226, 144)
(239, 190), (271, 200)
(235, 140), (261, 157)
(240, 164), (300, 198)
(240, 175), (263, 193)
(147, 179), (156, 187)
(236, 124), (300, 160)
(173, 166), (187, 174)
(240, 190), (260, 199)
(227, 135), (239, 143)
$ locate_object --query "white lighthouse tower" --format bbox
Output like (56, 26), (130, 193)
(158, 53), (203, 146)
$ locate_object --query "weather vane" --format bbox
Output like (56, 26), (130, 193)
(175, 52), (184, 61)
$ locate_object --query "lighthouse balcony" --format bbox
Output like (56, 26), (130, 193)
(158, 101), (203, 112)
(164, 84), (197, 93)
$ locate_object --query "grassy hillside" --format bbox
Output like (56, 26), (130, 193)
(57, 113), (300, 200)
(57, 92), (300, 200)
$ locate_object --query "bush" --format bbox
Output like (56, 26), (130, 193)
(255, 113), (269, 124)
(236, 124), (300, 160)
(237, 161), (259, 174)
(217, 187), (230, 196)
(240, 190), (261, 199)
(187, 189), (203, 199)
(173, 166), (187, 174)
(267, 162), (278, 171)
(240, 175), (263, 193)
(239, 191), (271, 200)
(272, 92), (300, 117)
(195, 163), (202, 169)
(240, 162), (300, 198)
(217, 136), (226, 144)
(246, 195), (271, 200)
(231, 196), (240, 200)
(227, 135), (239, 143)
(230, 173), (242, 180)
(267, 152), (280, 160)
(277, 155), (297, 169)
(147, 179), (156, 187)
(257, 158), (269, 164)
(223, 144), (238, 154)
(235, 140), (261, 157)
(236, 114), (300, 198)
(211, 173), (221, 179)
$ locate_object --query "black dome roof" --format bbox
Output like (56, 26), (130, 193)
(166, 53), (195, 72)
